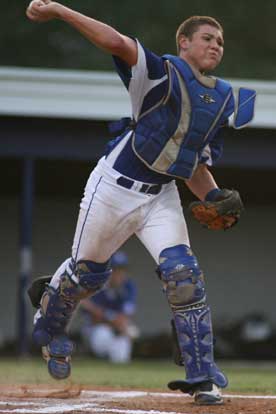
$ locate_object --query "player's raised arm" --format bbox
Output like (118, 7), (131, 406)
(26, 0), (138, 66)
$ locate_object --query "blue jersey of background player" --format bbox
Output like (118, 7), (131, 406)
(81, 251), (138, 363)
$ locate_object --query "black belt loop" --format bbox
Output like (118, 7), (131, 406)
(117, 176), (133, 189)
(140, 184), (150, 193)
(148, 184), (162, 195)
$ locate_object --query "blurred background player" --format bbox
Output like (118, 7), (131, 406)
(80, 251), (138, 363)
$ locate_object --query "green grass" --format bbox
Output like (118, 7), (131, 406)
(0, 357), (276, 394)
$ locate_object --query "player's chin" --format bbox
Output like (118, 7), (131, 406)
(201, 59), (220, 72)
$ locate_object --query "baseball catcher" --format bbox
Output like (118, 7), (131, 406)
(26, 0), (255, 406)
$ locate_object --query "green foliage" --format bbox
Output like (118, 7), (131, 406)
(1, 357), (276, 393)
(2, 0), (276, 79)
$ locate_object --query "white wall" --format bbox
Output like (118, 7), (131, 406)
(1, 196), (275, 342)
(0, 66), (276, 127)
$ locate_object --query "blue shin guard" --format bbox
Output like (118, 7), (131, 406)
(168, 305), (227, 394)
(33, 284), (76, 347)
(33, 259), (111, 379)
(158, 245), (227, 394)
(33, 260), (112, 346)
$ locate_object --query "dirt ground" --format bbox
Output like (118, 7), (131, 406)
(0, 384), (275, 414)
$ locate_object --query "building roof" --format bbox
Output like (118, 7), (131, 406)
(0, 66), (275, 128)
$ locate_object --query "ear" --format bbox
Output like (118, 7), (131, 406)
(178, 34), (190, 52)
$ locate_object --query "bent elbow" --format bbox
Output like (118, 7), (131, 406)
(109, 36), (137, 66)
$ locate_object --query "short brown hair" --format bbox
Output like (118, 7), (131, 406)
(176, 16), (223, 54)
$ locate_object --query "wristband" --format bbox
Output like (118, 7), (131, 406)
(205, 188), (222, 202)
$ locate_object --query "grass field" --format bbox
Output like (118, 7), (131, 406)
(0, 357), (276, 394)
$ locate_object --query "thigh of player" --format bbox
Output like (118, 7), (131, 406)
(136, 181), (190, 263)
(71, 168), (148, 263)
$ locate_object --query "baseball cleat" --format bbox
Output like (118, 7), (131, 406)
(42, 335), (74, 380)
(194, 382), (223, 405)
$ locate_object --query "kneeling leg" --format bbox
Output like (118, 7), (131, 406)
(157, 244), (227, 394)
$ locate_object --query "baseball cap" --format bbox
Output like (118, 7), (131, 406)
(111, 251), (129, 267)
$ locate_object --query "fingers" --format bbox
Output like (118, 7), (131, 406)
(26, 7), (39, 21)
(26, 0), (50, 21)
(29, 0), (44, 12)
(26, 10), (42, 21)
(26, 1), (40, 19)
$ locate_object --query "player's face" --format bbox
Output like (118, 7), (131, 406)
(179, 24), (224, 72)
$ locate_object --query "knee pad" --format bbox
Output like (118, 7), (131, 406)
(158, 244), (205, 309)
(72, 259), (112, 297)
(33, 259), (111, 346)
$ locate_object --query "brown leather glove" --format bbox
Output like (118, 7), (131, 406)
(189, 189), (244, 230)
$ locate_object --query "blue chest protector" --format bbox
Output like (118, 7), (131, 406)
(131, 55), (254, 179)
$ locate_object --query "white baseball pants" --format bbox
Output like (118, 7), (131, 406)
(82, 324), (132, 363)
(50, 156), (189, 288)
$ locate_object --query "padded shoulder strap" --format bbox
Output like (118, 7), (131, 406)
(233, 88), (256, 129)
(163, 54), (217, 88)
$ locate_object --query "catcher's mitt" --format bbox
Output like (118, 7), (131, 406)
(189, 189), (244, 230)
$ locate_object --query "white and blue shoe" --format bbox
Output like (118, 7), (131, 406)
(194, 382), (223, 405)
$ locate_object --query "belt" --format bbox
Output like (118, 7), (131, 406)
(117, 176), (162, 195)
